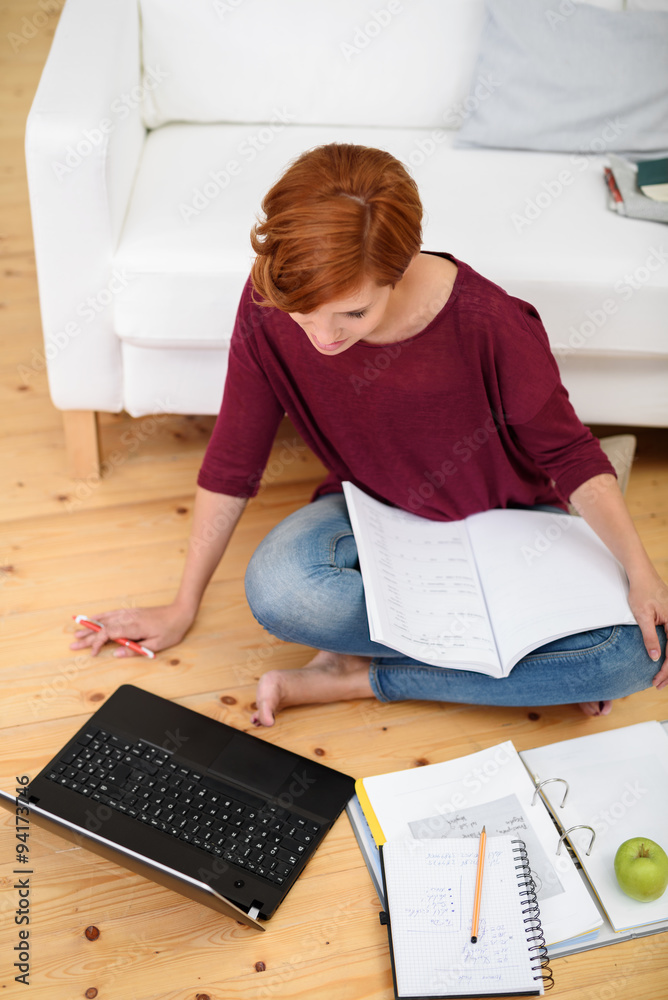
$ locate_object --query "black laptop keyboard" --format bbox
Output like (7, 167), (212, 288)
(44, 727), (321, 886)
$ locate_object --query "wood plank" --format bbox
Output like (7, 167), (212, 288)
(0, 416), (327, 522)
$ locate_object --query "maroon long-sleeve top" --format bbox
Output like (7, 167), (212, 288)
(197, 254), (615, 521)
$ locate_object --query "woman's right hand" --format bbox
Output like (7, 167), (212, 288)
(69, 604), (195, 658)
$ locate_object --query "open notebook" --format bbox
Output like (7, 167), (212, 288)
(342, 481), (634, 678)
(380, 837), (552, 998)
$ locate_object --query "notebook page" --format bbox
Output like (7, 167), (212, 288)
(342, 482), (501, 674)
(465, 509), (635, 672)
(521, 721), (668, 933)
(382, 838), (542, 997)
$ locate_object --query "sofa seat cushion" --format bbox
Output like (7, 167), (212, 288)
(113, 122), (668, 359)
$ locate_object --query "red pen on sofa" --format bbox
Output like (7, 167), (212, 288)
(73, 614), (155, 658)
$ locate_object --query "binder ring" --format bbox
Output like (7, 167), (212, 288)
(556, 824), (596, 856)
(532, 777), (569, 808)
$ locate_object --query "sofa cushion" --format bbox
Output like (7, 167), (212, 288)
(455, 0), (668, 154)
(122, 342), (229, 416)
(113, 123), (668, 368)
(138, 0), (485, 129)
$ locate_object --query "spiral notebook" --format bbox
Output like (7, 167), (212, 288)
(379, 836), (553, 999)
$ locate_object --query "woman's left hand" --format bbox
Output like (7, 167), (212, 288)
(569, 473), (668, 691)
(627, 570), (668, 690)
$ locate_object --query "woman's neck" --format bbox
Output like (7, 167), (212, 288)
(363, 252), (458, 344)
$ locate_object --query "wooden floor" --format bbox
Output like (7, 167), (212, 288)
(1, 6), (667, 998)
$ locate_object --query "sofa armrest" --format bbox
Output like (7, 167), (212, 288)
(25, 0), (145, 411)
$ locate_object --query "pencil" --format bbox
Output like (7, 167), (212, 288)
(470, 825), (486, 943)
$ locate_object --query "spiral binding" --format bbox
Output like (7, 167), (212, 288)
(511, 839), (555, 991)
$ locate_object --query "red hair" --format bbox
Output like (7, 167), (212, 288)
(250, 144), (423, 313)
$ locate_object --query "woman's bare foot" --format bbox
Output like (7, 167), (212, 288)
(251, 650), (374, 727)
(578, 700), (612, 717)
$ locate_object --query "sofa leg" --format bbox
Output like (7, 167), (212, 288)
(62, 410), (100, 480)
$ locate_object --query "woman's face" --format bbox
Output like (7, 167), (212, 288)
(288, 279), (393, 356)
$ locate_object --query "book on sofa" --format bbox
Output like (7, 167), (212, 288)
(342, 482), (635, 678)
(637, 157), (668, 203)
(605, 155), (668, 223)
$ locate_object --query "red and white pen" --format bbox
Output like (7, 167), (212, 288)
(73, 614), (155, 658)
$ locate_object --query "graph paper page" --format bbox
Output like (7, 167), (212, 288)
(381, 837), (543, 997)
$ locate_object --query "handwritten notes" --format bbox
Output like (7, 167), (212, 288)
(345, 486), (500, 671)
(343, 481), (635, 678)
(407, 793), (564, 902)
(382, 837), (542, 997)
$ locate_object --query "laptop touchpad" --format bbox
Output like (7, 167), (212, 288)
(208, 733), (298, 795)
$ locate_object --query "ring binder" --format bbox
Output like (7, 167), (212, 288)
(511, 840), (555, 991)
(531, 777), (569, 808)
(556, 825), (596, 857)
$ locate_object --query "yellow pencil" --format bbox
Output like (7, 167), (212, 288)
(470, 825), (486, 943)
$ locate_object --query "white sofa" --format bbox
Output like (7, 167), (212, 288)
(26, 0), (668, 478)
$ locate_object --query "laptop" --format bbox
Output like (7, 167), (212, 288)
(0, 685), (355, 930)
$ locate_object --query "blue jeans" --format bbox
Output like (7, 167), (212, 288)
(244, 494), (662, 706)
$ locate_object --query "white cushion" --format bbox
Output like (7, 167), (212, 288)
(122, 343), (228, 416)
(556, 355), (668, 427)
(138, 0), (485, 129)
(114, 123), (668, 364)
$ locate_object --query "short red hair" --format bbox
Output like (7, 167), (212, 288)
(250, 144), (423, 313)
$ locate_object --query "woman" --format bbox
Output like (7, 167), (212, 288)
(72, 144), (668, 725)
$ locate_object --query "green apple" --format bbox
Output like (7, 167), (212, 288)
(614, 838), (668, 902)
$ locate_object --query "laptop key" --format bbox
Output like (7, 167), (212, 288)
(108, 763), (132, 784)
(76, 729), (99, 746)
(134, 758), (158, 776)
(275, 848), (299, 865)
(282, 839), (306, 855)
(291, 829), (313, 844)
